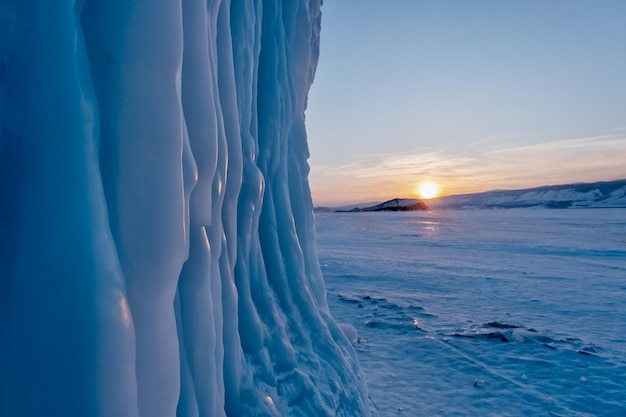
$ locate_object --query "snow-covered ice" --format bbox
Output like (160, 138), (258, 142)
(317, 208), (626, 416)
(0, 2), (368, 416)
(429, 179), (626, 209)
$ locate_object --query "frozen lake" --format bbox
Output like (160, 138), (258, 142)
(315, 209), (626, 416)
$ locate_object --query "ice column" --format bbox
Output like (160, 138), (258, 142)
(0, 1), (369, 416)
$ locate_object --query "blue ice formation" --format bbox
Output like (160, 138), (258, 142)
(0, 1), (368, 416)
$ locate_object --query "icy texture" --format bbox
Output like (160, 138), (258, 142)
(0, 1), (367, 416)
(318, 209), (626, 416)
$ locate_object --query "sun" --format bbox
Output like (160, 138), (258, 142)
(417, 181), (439, 199)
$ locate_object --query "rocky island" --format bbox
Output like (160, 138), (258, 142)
(337, 198), (429, 212)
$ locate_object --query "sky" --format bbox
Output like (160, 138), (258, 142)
(305, 0), (626, 206)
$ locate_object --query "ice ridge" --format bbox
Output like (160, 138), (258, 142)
(0, 1), (368, 416)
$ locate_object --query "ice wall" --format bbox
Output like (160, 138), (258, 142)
(0, 1), (368, 416)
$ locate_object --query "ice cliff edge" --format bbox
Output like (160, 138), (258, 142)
(0, 1), (369, 416)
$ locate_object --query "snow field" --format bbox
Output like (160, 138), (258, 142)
(317, 209), (626, 416)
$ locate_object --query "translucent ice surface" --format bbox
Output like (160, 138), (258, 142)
(0, 2), (367, 416)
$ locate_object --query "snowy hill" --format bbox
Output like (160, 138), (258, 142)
(429, 179), (626, 209)
(337, 198), (428, 212)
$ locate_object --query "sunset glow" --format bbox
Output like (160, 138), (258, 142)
(418, 181), (439, 199)
(306, 1), (626, 207)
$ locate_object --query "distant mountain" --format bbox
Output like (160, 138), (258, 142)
(428, 179), (626, 209)
(336, 198), (428, 212)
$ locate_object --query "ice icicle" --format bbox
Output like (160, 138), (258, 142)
(0, 1), (369, 416)
(0, 2), (139, 416)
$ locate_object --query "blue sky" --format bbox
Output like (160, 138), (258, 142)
(306, 0), (626, 206)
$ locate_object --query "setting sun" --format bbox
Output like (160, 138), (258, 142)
(417, 181), (439, 199)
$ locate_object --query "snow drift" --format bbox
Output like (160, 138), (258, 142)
(0, 1), (368, 416)
(428, 179), (626, 210)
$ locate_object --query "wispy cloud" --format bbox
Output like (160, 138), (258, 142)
(309, 132), (626, 205)
(487, 134), (626, 158)
(310, 149), (478, 205)
(482, 134), (626, 183)
(314, 149), (474, 179)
